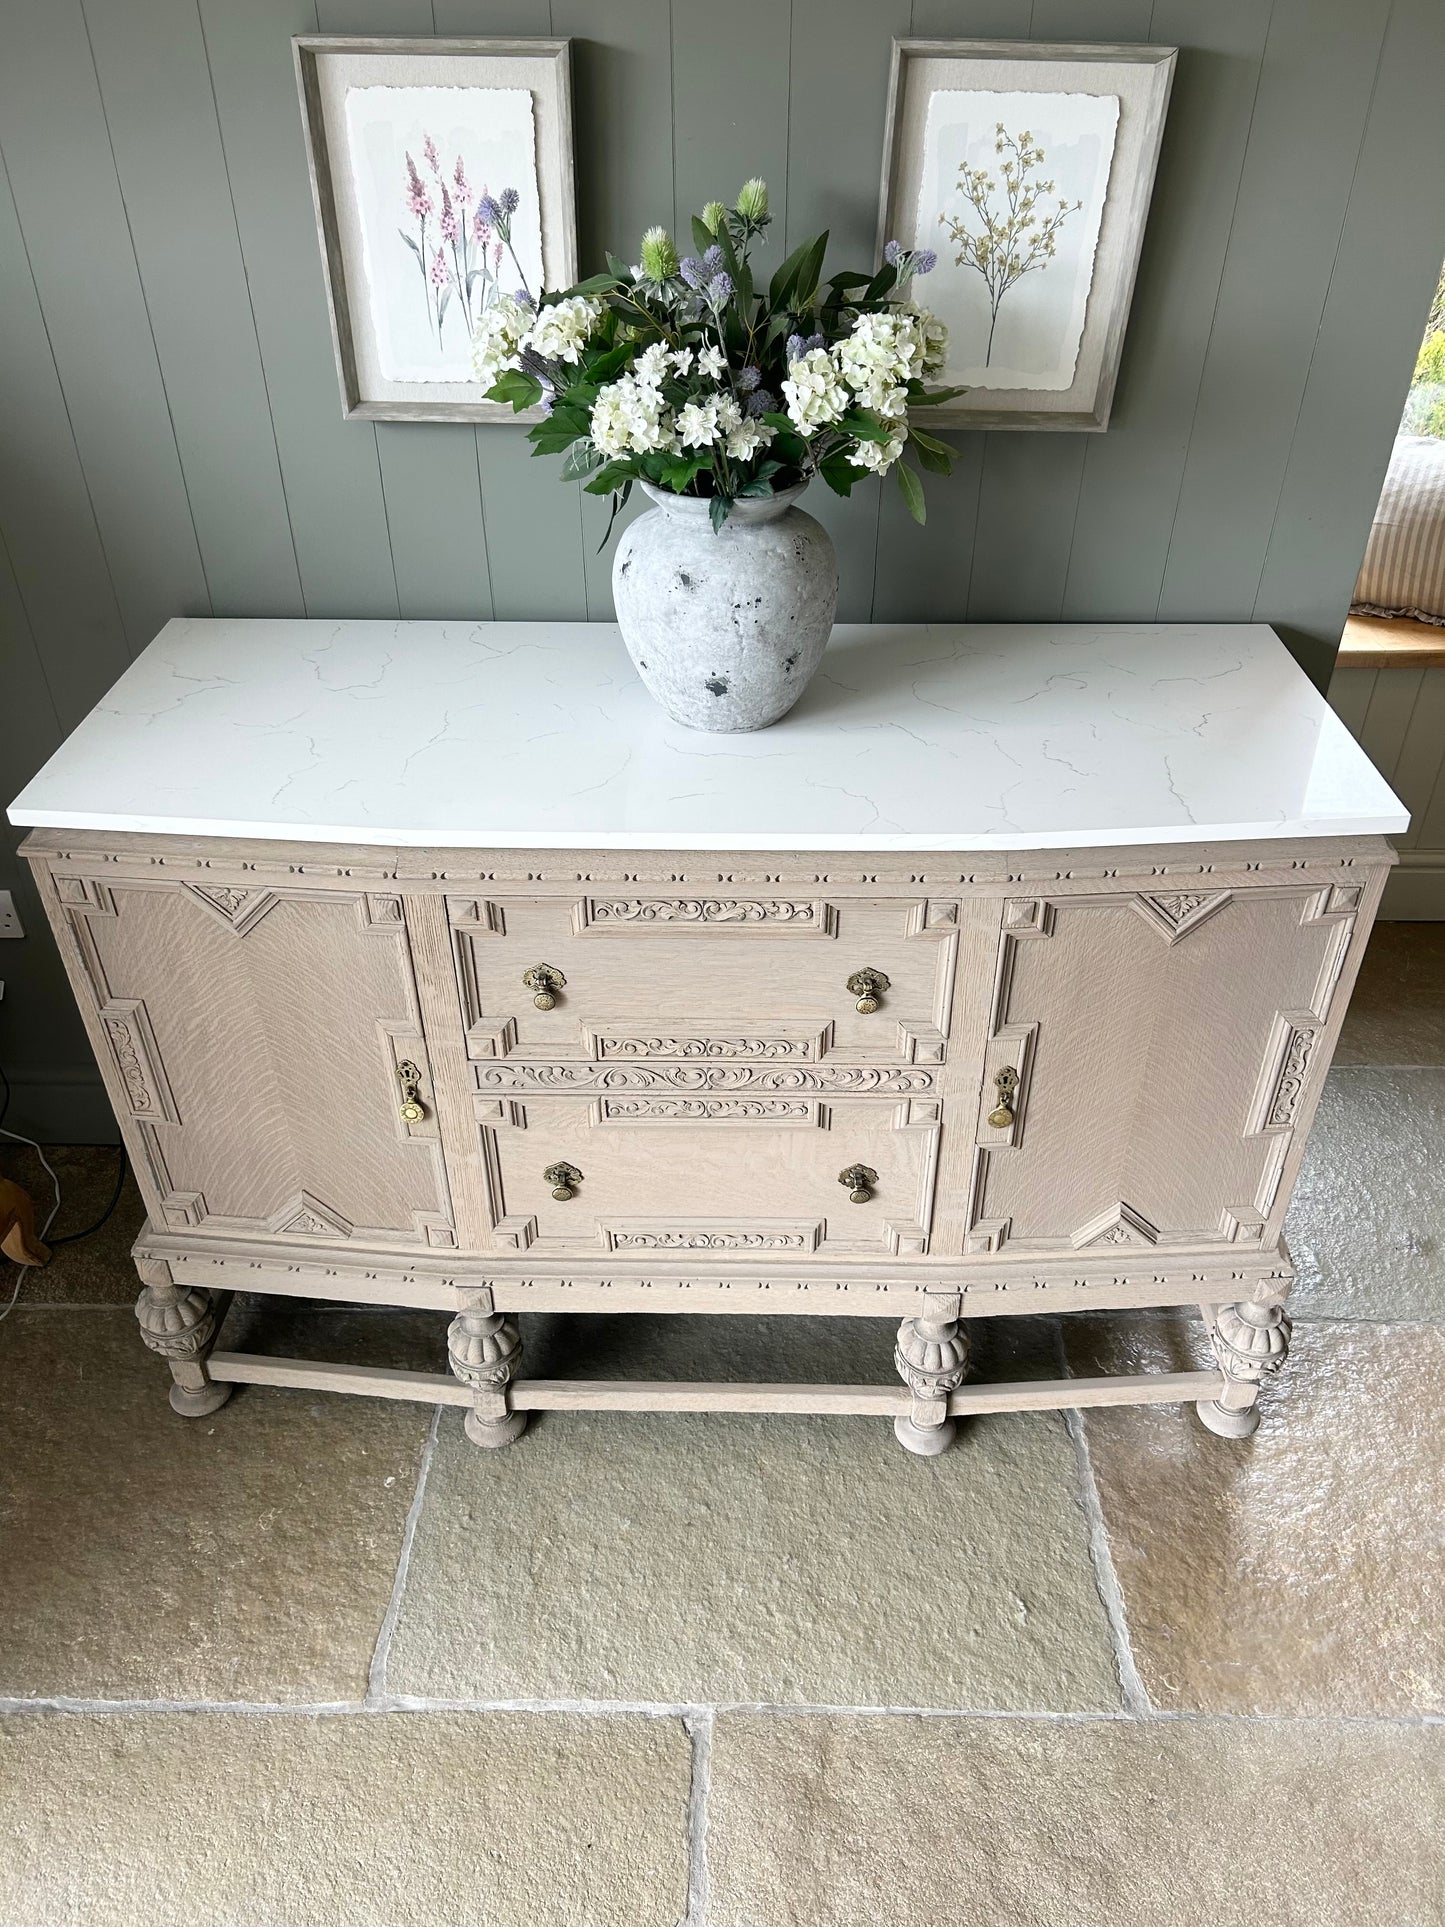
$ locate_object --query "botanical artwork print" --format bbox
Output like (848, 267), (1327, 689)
(916, 89), (1119, 391)
(344, 85), (543, 383)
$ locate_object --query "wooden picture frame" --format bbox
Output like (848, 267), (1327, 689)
(878, 39), (1175, 431)
(293, 35), (577, 423)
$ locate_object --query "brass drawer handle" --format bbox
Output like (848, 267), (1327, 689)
(838, 1163), (878, 1204)
(524, 963), (566, 1010)
(846, 968), (890, 1015)
(544, 1161), (583, 1201)
(397, 1060), (426, 1124)
(988, 1066), (1019, 1129)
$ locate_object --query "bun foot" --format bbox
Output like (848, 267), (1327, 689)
(894, 1413), (956, 1456)
(464, 1406), (529, 1449)
(1195, 1397), (1261, 1439)
(169, 1379), (233, 1419)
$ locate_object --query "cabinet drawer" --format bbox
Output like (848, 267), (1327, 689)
(449, 893), (960, 1065)
(474, 1093), (943, 1256)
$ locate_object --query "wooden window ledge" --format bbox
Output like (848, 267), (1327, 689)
(1339, 613), (1445, 670)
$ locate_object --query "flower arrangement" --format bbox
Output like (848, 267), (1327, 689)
(471, 178), (964, 536)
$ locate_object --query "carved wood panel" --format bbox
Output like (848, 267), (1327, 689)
(473, 1093), (943, 1256)
(62, 879), (454, 1248)
(967, 887), (1354, 1254)
(448, 893), (958, 1064)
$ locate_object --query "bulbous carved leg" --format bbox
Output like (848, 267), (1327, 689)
(134, 1258), (232, 1418)
(1196, 1300), (1291, 1439)
(893, 1314), (970, 1456)
(448, 1300), (527, 1448)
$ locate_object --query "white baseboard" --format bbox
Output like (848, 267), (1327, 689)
(0, 1072), (119, 1145)
(1382, 849), (1445, 919)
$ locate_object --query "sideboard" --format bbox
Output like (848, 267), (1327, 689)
(8, 618), (1407, 1455)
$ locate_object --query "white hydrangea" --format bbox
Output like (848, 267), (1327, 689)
(724, 417), (775, 462)
(849, 426), (907, 475)
(634, 340), (672, 387)
(835, 309), (926, 412)
(911, 304), (948, 376)
(590, 371), (679, 458)
(470, 293), (533, 388)
(781, 347), (849, 436)
(527, 294), (601, 365)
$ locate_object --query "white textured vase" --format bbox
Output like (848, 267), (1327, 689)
(612, 482), (838, 731)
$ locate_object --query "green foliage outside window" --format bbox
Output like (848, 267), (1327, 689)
(1401, 263), (1445, 439)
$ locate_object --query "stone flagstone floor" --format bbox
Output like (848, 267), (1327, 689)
(1, 924), (1443, 1926)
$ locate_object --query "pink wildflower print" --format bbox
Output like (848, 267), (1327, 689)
(440, 182), (458, 243)
(404, 153), (432, 220)
(423, 132), (439, 176)
(493, 241), (503, 269)
(430, 247), (449, 288)
(453, 156), (470, 201)
(472, 205), (490, 244)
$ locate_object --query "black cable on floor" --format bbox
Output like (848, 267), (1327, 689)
(0, 1058), (130, 1246)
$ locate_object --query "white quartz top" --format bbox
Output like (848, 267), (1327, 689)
(8, 617), (1406, 852)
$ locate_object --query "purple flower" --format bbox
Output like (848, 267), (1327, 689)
(515, 289), (536, 309)
(805, 331), (824, 353)
(477, 192), (501, 227)
(678, 255), (708, 290)
(913, 248), (937, 274)
(706, 271), (733, 306)
(785, 332), (806, 363)
(430, 247), (449, 288)
(745, 387), (777, 418)
(439, 183), (458, 243)
(736, 365), (761, 392)
(453, 156), (471, 201)
(423, 133), (440, 177)
(702, 243), (724, 273)
(500, 186), (520, 216)
(472, 206), (491, 244)
(883, 238), (902, 265)
(404, 153), (433, 221)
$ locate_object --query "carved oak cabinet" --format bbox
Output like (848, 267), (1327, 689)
(9, 618), (1407, 1454)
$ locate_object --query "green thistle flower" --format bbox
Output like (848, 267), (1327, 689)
(700, 200), (727, 236)
(639, 225), (679, 282)
(735, 178), (769, 222)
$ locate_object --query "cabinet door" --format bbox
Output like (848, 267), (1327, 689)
(965, 887), (1359, 1256)
(474, 1092), (942, 1256)
(448, 892), (960, 1065)
(56, 878), (456, 1250)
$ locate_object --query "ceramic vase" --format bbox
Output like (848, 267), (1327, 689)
(612, 482), (838, 731)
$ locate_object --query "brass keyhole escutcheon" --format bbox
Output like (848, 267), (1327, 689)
(523, 963), (566, 1011)
(838, 1163), (878, 1204)
(988, 1066), (1020, 1130)
(846, 967), (890, 1015)
(396, 1059), (426, 1124)
(544, 1161), (583, 1201)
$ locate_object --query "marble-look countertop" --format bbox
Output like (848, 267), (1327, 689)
(8, 618), (1407, 852)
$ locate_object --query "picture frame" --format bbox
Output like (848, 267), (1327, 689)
(878, 39), (1175, 431)
(293, 35), (577, 423)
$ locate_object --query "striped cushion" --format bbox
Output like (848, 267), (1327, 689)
(1352, 433), (1445, 626)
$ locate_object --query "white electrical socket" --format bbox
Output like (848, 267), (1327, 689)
(0, 890), (24, 939)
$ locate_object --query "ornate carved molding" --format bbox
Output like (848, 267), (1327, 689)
(1247, 1012), (1322, 1135)
(475, 1061), (934, 1094)
(135, 1277), (220, 1359)
(573, 896), (836, 935)
(602, 1220), (823, 1252)
(181, 881), (280, 935)
(99, 998), (178, 1123)
(585, 1027), (829, 1061)
(269, 1191), (353, 1239)
(1131, 890), (1233, 944)
(593, 1095), (820, 1126)
(1207, 1300), (1291, 1384)
(1070, 1201), (1161, 1250)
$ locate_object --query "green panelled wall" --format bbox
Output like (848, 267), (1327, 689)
(1, 0), (1443, 1136)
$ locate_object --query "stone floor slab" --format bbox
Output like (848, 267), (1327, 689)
(387, 1315), (1121, 1712)
(0, 1709), (689, 1927)
(1066, 1313), (1445, 1715)
(1286, 1068), (1445, 1321)
(1335, 920), (1445, 1065)
(0, 1143), (143, 1304)
(0, 1307), (439, 1703)
(706, 1711), (1445, 1926)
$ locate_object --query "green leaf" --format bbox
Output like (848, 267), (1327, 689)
(863, 262), (899, 302)
(767, 235), (816, 310)
(709, 494), (733, 534)
(894, 460), (926, 525)
(397, 227), (422, 261)
(691, 215), (715, 258)
(605, 251), (632, 280)
(584, 459), (637, 496)
(907, 426), (953, 457)
(918, 384), (970, 405)
(596, 478), (633, 552)
(910, 436), (952, 477)
(839, 409), (893, 444)
(819, 452), (866, 498)
(487, 369), (543, 412)
(569, 271), (622, 296)
(791, 231), (829, 308)
(560, 438), (602, 481)
(659, 453), (711, 493)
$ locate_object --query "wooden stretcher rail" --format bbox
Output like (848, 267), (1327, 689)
(204, 1351), (1226, 1416)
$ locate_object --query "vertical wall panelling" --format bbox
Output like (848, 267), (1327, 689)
(0, 0), (212, 648)
(314, 0), (496, 621)
(1328, 661), (1445, 918)
(82, 0), (307, 618)
(554, 0), (676, 618)
(1252, 0), (1445, 686)
(1156, 0), (1391, 631)
(196, 0), (400, 615)
(1060, 0), (1275, 621)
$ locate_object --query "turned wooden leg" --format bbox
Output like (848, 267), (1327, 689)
(448, 1297), (527, 1448)
(893, 1314), (970, 1456)
(134, 1257), (233, 1418)
(1196, 1300), (1291, 1438)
